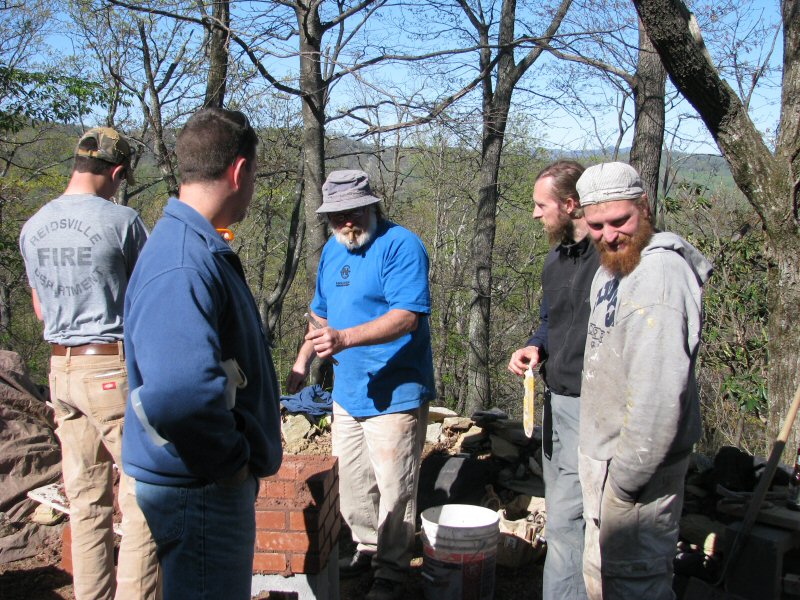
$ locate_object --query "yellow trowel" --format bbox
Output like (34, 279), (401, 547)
(523, 364), (535, 438)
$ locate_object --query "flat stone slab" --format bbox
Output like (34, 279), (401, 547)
(28, 482), (122, 535)
(428, 406), (458, 423)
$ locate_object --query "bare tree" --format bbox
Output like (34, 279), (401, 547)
(628, 20), (666, 226)
(69, 3), (207, 199)
(633, 0), (800, 457)
(456, 0), (573, 415)
(531, 6), (668, 223)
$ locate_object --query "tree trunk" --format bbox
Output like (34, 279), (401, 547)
(633, 0), (800, 458)
(465, 122), (506, 416)
(463, 0), (571, 415)
(294, 4), (330, 387)
(296, 4), (328, 288)
(0, 284), (10, 347)
(629, 18), (666, 229)
(262, 154), (306, 338)
(203, 0), (229, 108)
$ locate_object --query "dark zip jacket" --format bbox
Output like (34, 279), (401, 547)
(526, 236), (599, 397)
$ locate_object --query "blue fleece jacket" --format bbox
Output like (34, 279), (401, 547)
(122, 198), (282, 486)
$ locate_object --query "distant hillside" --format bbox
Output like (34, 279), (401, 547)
(559, 147), (739, 198)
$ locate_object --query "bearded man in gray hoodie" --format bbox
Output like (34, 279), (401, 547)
(575, 162), (712, 600)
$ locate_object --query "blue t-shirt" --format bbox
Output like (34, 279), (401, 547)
(311, 220), (435, 416)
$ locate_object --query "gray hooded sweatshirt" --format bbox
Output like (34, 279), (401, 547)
(581, 231), (713, 502)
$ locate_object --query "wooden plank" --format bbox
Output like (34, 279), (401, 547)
(27, 482), (122, 536)
(716, 499), (800, 531)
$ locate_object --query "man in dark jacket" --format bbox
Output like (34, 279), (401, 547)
(122, 108), (282, 599)
(508, 160), (597, 600)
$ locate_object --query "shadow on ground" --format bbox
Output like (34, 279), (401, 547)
(0, 564), (73, 600)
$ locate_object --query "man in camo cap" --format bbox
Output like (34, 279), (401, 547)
(20, 127), (161, 599)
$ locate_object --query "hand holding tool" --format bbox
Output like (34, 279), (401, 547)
(523, 364), (535, 438)
(304, 313), (339, 366)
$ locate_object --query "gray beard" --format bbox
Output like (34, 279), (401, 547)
(333, 209), (378, 250)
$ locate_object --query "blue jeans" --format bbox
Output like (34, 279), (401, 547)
(542, 392), (588, 600)
(135, 475), (258, 600)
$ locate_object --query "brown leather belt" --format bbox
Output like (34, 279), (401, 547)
(50, 343), (121, 356)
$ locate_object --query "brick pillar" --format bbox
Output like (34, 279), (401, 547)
(61, 524), (73, 574)
(254, 455), (340, 576)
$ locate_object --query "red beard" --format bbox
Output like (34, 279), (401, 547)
(597, 219), (654, 278)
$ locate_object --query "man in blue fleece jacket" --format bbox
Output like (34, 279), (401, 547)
(122, 108), (282, 600)
(576, 162), (712, 600)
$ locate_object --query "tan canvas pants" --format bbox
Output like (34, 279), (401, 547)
(49, 349), (161, 600)
(332, 401), (428, 582)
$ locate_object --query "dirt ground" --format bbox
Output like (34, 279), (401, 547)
(338, 534), (544, 600)
(0, 529), (74, 600)
(0, 524), (543, 599)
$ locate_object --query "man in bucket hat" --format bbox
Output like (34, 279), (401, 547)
(575, 162), (712, 600)
(19, 127), (161, 599)
(288, 169), (435, 600)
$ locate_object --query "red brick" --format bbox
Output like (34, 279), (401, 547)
(317, 490), (332, 522)
(257, 530), (317, 553)
(274, 457), (304, 481)
(290, 551), (326, 574)
(261, 480), (294, 500)
(306, 471), (336, 506)
(252, 456), (340, 576)
(255, 509), (287, 530)
(252, 551), (289, 574)
(289, 507), (324, 532)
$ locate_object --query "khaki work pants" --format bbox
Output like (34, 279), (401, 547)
(332, 401), (428, 583)
(49, 349), (160, 600)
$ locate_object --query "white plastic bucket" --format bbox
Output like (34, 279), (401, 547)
(420, 504), (500, 600)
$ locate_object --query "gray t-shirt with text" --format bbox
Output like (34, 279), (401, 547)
(19, 194), (147, 344)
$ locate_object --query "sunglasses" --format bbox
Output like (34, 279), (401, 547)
(329, 207), (368, 222)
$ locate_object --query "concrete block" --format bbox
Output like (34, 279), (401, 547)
(251, 543), (339, 600)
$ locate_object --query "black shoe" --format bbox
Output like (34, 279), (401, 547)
(338, 550), (374, 578)
(365, 577), (404, 600)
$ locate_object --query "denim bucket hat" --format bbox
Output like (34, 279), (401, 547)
(316, 170), (381, 214)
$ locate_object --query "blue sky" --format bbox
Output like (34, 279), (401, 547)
(37, 0), (784, 157)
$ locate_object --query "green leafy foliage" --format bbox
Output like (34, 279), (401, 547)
(0, 65), (112, 132)
(664, 181), (768, 448)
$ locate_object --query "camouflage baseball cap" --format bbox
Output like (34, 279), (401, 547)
(75, 127), (136, 184)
